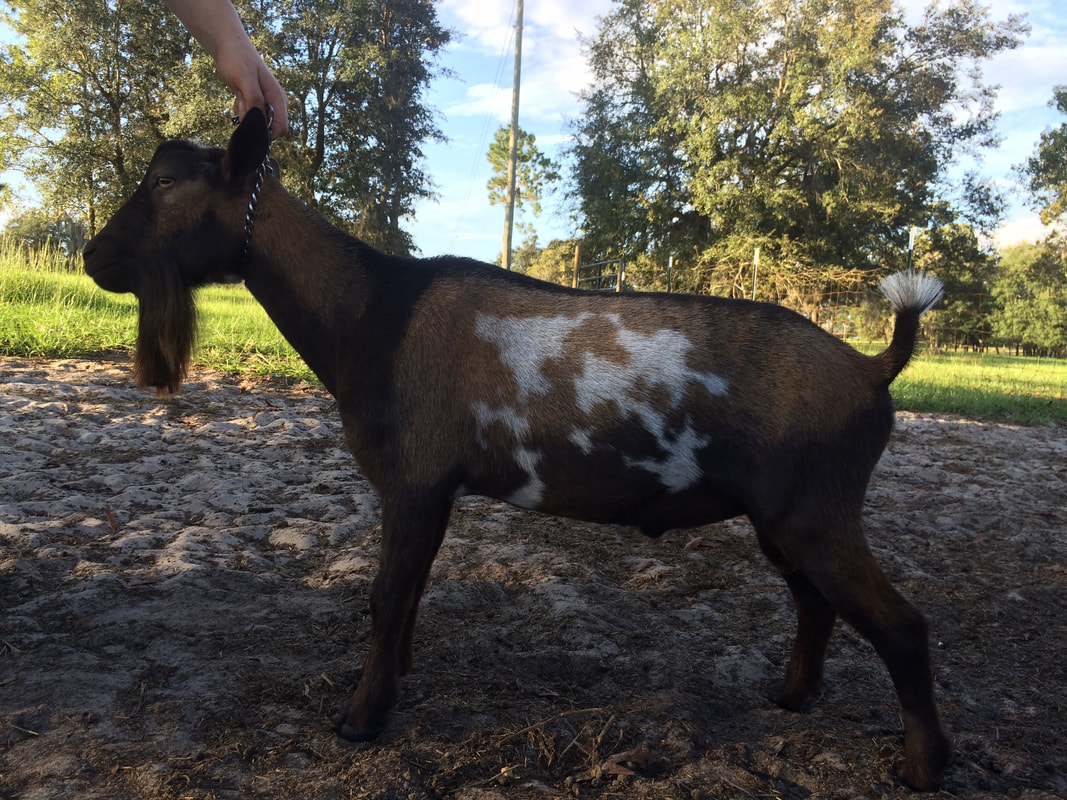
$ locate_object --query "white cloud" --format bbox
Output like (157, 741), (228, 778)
(438, 1), (602, 126)
(445, 83), (512, 121)
(440, 0), (609, 53)
(532, 132), (572, 149)
(986, 44), (1067, 115)
(992, 213), (1055, 247)
(524, 0), (610, 42)
(439, 1), (516, 53)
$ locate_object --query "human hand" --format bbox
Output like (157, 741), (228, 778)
(163, 0), (289, 138)
(215, 38), (288, 138)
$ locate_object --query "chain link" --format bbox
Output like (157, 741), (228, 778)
(238, 105), (276, 260)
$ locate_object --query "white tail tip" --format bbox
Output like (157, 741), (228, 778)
(879, 270), (944, 316)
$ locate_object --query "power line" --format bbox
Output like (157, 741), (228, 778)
(456, 2), (518, 236)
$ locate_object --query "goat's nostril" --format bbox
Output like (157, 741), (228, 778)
(82, 241), (96, 259)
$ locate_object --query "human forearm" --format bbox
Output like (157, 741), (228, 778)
(162, 0), (288, 136)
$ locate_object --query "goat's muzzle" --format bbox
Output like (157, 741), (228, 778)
(83, 239), (136, 295)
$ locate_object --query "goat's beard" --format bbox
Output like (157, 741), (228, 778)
(133, 265), (198, 397)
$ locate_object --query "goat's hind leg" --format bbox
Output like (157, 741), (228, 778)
(756, 528), (837, 711)
(397, 510), (452, 678)
(775, 573), (837, 710)
(787, 523), (951, 791)
(339, 494), (451, 741)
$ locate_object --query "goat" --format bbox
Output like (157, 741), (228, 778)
(83, 107), (950, 791)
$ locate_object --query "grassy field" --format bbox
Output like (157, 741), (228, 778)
(863, 346), (1066, 426)
(2, 242), (1064, 425)
(0, 239), (311, 381)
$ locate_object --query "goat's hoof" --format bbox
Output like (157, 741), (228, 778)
(768, 680), (821, 712)
(336, 716), (383, 742)
(897, 760), (945, 793)
(898, 733), (952, 792)
(336, 701), (387, 743)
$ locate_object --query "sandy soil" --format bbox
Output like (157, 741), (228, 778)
(1, 354), (1065, 800)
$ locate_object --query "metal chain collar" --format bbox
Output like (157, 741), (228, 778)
(238, 104), (276, 259)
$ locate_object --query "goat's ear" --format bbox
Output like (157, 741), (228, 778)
(224, 106), (271, 181)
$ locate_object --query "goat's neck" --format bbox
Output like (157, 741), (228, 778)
(239, 184), (370, 396)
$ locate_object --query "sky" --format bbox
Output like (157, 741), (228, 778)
(407, 0), (1067, 263)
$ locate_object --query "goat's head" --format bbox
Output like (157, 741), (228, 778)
(82, 108), (274, 394)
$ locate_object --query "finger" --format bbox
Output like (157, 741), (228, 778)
(259, 68), (288, 138)
(269, 99), (288, 138)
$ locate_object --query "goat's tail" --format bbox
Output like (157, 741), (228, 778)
(874, 270), (944, 385)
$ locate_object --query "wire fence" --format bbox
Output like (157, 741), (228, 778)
(569, 247), (1063, 359)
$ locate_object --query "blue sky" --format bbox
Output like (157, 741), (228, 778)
(406, 0), (609, 261)
(408, 0), (1067, 263)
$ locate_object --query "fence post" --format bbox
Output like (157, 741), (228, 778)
(751, 246), (760, 301)
(572, 244), (580, 289)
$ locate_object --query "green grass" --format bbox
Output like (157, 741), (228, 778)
(884, 349), (1066, 426)
(2, 241), (1064, 425)
(188, 285), (314, 381)
(0, 237), (313, 381)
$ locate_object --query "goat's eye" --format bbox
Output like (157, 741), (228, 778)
(155, 176), (175, 189)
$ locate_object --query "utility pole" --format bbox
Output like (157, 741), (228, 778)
(501, 0), (523, 270)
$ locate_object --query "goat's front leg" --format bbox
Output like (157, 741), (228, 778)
(339, 494), (451, 741)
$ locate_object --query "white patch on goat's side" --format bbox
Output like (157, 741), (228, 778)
(569, 427), (596, 455)
(623, 421), (709, 492)
(506, 447), (545, 508)
(470, 400), (544, 508)
(572, 318), (725, 493)
(471, 401), (529, 442)
(574, 322), (728, 413)
(475, 313), (585, 399)
(582, 370), (708, 492)
(618, 325), (729, 399)
(474, 310), (728, 497)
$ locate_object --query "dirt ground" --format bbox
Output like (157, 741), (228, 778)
(1, 354), (1065, 800)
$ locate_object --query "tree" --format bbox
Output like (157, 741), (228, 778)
(1020, 86), (1067, 227)
(991, 241), (1067, 357)
(913, 224), (996, 350)
(0, 0), (217, 235)
(523, 238), (580, 286)
(569, 0), (708, 283)
(237, 0), (450, 255)
(3, 207), (88, 260)
(349, 0), (451, 254)
(486, 124), (561, 235)
(1, 0), (450, 254)
(569, 0), (1027, 297)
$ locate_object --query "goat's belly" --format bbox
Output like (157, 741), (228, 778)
(539, 480), (744, 535)
(459, 448), (745, 534)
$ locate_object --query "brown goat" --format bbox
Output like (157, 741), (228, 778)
(83, 108), (950, 790)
